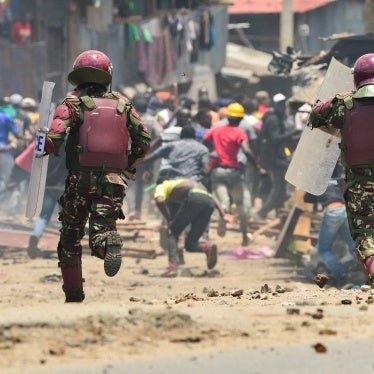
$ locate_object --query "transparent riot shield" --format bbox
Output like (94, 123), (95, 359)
(285, 57), (354, 195)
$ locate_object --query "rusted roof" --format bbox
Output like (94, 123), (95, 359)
(228, 0), (336, 15)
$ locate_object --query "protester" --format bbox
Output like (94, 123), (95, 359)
(154, 177), (235, 276)
(203, 102), (266, 246)
(7, 93), (33, 153)
(27, 144), (67, 259)
(125, 93), (163, 221)
(192, 108), (212, 142)
(254, 90), (271, 119)
(308, 53), (374, 286)
(11, 13), (32, 43)
(304, 163), (356, 287)
(0, 109), (22, 192)
(240, 97), (263, 206)
(43, 50), (151, 302)
(143, 124), (210, 183)
(254, 93), (297, 220)
(155, 93), (177, 128)
(197, 95), (220, 125)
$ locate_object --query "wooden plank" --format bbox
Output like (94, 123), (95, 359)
(273, 204), (303, 258)
(252, 218), (281, 239)
(293, 188), (314, 253)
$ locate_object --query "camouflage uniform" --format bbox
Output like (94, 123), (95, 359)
(309, 87), (374, 286)
(48, 87), (151, 301)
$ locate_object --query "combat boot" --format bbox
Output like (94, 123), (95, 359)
(104, 231), (122, 277)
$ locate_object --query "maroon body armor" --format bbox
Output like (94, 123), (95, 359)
(342, 99), (374, 167)
(79, 98), (129, 169)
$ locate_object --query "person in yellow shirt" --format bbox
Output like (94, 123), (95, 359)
(154, 177), (234, 276)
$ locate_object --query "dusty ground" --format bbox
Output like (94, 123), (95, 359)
(0, 206), (373, 373)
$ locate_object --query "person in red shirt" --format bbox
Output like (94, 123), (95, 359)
(203, 102), (266, 246)
(12, 13), (32, 43)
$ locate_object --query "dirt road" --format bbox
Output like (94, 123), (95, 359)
(0, 213), (373, 373)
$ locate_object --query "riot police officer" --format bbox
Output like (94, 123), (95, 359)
(308, 53), (374, 286)
(45, 50), (151, 302)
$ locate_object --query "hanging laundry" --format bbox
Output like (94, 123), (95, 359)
(199, 11), (214, 50)
(128, 22), (140, 48)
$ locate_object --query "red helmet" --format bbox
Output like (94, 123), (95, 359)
(67, 50), (113, 87)
(353, 53), (374, 89)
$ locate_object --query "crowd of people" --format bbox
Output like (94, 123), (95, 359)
(1, 50), (371, 298)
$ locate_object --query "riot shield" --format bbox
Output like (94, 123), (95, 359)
(25, 81), (55, 218)
(285, 57), (354, 195)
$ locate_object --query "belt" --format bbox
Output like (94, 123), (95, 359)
(190, 188), (212, 197)
(327, 202), (345, 209)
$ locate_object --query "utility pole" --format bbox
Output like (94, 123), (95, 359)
(364, 0), (374, 33)
(280, 0), (294, 52)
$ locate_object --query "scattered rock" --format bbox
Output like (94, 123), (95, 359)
(231, 289), (243, 297)
(261, 284), (272, 293)
(319, 328), (337, 335)
(313, 342), (327, 353)
(275, 284), (286, 293)
(40, 274), (62, 283)
(341, 299), (352, 305)
(286, 308), (300, 315)
(174, 293), (205, 304)
(130, 282), (144, 287)
(48, 345), (65, 356)
(207, 289), (219, 297)
(251, 291), (261, 299)
(360, 285), (371, 292)
(314, 274), (329, 288)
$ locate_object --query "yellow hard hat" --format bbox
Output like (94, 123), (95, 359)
(226, 102), (244, 118)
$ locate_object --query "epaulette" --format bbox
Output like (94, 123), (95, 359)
(335, 91), (354, 110)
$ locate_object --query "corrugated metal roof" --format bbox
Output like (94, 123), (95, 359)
(228, 0), (336, 15)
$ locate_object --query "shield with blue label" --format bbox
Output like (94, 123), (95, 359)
(25, 81), (55, 218)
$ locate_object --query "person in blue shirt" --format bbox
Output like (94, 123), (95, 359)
(0, 111), (22, 191)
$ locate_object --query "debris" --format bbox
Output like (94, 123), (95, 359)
(174, 293), (205, 304)
(231, 289), (243, 297)
(224, 246), (273, 260)
(207, 290), (220, 297)
(261, 284), (272, 293)
(40, 274), (62, 283)
(48, 345), (65, 356)
(341, 299), (352, 305)
(313, 342), (327, 353)
(275, 285), (286, 293)
(319, 329), (337, 335)
(286, 308), (300, 315)
(360, 285), (372, 292)
(171, 336), (201, 343)
(251, 291), (261, 299)
(314, 274), (329, 288)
